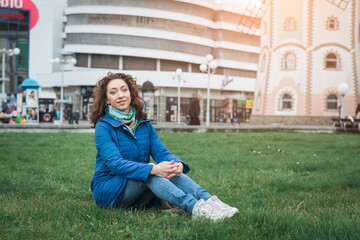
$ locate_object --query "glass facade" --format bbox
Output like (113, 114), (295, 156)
(0, 7), (29, 93)
(166, 97), (191, 122)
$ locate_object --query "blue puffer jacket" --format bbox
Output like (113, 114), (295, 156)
(90, 114), (190, 208)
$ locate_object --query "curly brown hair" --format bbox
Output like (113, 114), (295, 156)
(90, 72), (147, 128)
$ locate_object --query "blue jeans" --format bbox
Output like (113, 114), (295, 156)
(116, 174), (212, 213)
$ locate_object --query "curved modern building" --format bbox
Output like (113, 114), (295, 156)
(33, 0), (259, 123)
(1, 0), (260, 123)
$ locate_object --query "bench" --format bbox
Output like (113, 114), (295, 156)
(333, 117), (360, 133)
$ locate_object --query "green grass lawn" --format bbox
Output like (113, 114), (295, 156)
(0, 132), (359, 239)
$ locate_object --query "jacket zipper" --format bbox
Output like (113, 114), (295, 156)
(126, 120), (150, 139)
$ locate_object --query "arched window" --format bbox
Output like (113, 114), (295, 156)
(284, 17), (296, 31)
(329, 19), (336, 29)
(326, 17), (339, 30)
(282, 94), (292, 110)
(327, 94), (338, 110)
(326, 53), (338, 69)
(283, 52), (296, 70)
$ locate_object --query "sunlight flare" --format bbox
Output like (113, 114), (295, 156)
(214, 0), (264, 7)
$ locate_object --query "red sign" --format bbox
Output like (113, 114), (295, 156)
(43, 113), (51, 122)
(1, 12), (24, 21)
(0, 0), (39, 29)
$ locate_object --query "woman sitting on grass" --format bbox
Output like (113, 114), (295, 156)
(89, 72), (238, 221)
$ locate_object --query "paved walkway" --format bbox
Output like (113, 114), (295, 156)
(0, 120), (337, 133)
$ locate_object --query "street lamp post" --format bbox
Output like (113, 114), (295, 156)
(172, 68), (186, 124)
(200, 54), (217, 127)
(337, 82), (349, 119)
(51, 56), (77, 124)
(0, 48), (20, 99)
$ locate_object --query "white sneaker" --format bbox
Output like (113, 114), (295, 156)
(192, 199), (225, 222)
(206, 196), (239, 218)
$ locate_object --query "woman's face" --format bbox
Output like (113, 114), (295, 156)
(106, 79), (132, 113)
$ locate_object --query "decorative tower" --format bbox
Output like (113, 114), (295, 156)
(251, 0), (359, 125)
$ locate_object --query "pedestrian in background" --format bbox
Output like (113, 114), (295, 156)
(56, 109), (60, 121)
(187, 93), (202, 125)
(67, 106), (73, 124)
(82, 106), (87, 120)
(229, 112), (234, 125)
(74, 109), (80, 124)
(51, 108), (57, 121)
(1, 99), (8, 114)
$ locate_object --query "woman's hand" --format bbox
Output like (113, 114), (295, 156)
(149, 160), (176, 178)
(165, 162), (183, 180)
(149, 160), (183, 180)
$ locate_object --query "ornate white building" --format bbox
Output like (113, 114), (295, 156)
(251, 0), (360, 125)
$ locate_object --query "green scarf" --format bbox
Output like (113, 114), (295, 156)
(107, 105), (138, 132)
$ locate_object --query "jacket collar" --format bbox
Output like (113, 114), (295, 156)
(100, 114), (149, 128)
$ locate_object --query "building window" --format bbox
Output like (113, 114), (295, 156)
(281, 94), (292, 110)
(329, 19), (336, 29)
(0, 8), (30, 90)
(75, 53), (88, 67)
(325, 53), (338, 69)
(18, 54), (26, 66)
(284, 17), (296, 31)
(326, 16), (339, 30)
(91, 54), (119, 69)
(160, 60), (188, 72)
(123, 56), (156, 70)
(216, 67), (257, 78)
(327, 94), (338, 110)
(136, 16), (153, 25)
(191, 63), (202, 73)
(282, 52), (296, 70)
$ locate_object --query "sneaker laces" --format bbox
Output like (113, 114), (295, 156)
(209, 196), (232, 209)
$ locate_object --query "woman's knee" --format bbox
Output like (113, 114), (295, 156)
(124, 180), (149, 196)
(149, 175), (167, 184)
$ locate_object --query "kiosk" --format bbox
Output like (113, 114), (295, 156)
(20, 78), (40, 123)
(141, 81), (156, 122)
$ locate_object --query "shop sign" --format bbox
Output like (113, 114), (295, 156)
(246, 98), (253, 109)
(237, 100), (246, 107)
(0, 0), (22, 8)
(1, 11), (24, 21)
(221, 75), (234, 89)
(0, 0), (39, 29)
(43, 113), (51, 122)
